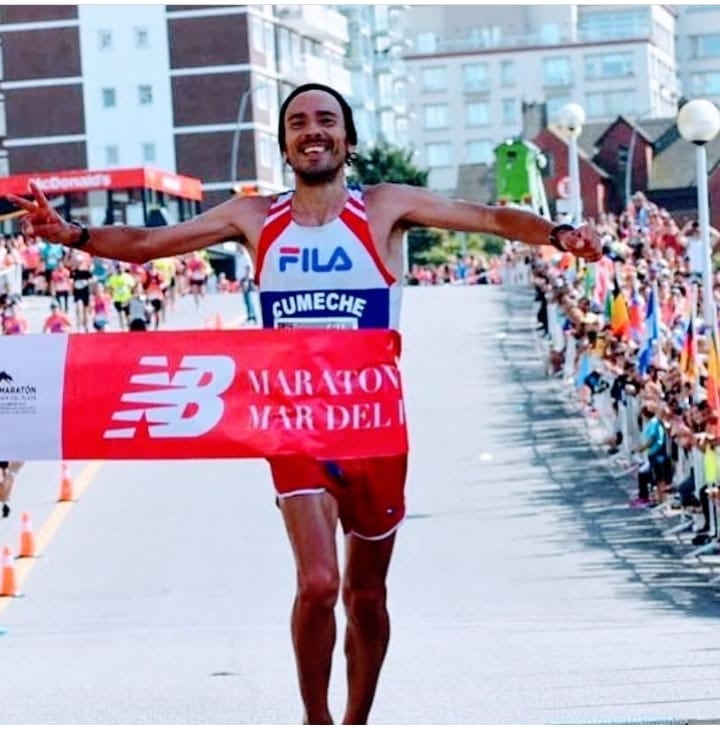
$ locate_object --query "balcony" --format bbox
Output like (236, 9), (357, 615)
(276, 5), (349, 45)
(280, 54), (352, 97)
(543, 76), (573, 88)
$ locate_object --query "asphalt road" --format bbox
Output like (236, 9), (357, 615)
(1, 285), (720, 724)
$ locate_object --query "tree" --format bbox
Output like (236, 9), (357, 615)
(350, 141), (441, 265)
(349, 140), (428, 187)
(351, 142), (504, 269)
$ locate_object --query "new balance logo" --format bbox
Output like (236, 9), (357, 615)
(104, 355), (235, 439)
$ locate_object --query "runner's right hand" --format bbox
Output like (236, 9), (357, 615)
(6, 182), (81, 246)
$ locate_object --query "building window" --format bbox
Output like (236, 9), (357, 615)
(465, 139), (493, 164)
(543, 57), (572, 87)
(380, 110), (395, 141)
(692, 34), (720, 58)
(378, 73), (393, 106)
(585, 89), (635, 118)
(652, 21), (673, 54)
(255, 83), (269, 111)
(138, 85), (153, 105)
(539, 23), (561, 44)
(425, 142), (452, 167)
(251, 15), (264, 53)
(141, 142), (156, 163)
(416, 32), (437, 54)
(420, 66), (447, 92)
(134, 27), (150, 49)
(264, 21), (275, 58)
(105, 145), (119, 165)
(691, 71), (720, 96)
(617, 144), (629, 170)
(462, 63), (489, 92)
(98, 29), (112, 50)
(500, 60), (514, 87)
(101, 87), (116, 108)
(502, 99), (518, 125)
(465, 101), (490, 127)
(579, 8), (649, 42)
(259, 134), (271, 168)
(546, 95), (571, 122)
(423, 103), (449, 130)
(584, 52), (634, 80)
(540, 151), (554, 178)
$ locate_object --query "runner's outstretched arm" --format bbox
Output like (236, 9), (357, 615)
(367, 183), (602, 261)
(6, 182), (264, 263)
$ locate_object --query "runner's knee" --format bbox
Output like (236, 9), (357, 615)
(342, 583), (387, 618)
(297, 569), (340, 609)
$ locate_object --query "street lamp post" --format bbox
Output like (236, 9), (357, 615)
(677, 99), (720, 330)
(677, 99), (720, 558)
(558, 102), (586, 226)
(229, 82), (269, 188)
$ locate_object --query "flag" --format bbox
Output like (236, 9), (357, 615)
(593, 257), (611, 311)
(638, 285), (660, 375)
(611, 275), (630, 339)
(680, 316), (696, 380)
(628, 285), (645, 342)
(706, 329), (720, 437)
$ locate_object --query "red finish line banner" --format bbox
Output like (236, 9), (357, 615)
(0, 330), (408, 461)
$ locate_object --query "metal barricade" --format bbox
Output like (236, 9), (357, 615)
(0, 263), (21, 297)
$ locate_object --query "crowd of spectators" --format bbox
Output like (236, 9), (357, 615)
(531, 191), (720, 547)
(0, 233), (219, 335)
(406, 253), (503, 286)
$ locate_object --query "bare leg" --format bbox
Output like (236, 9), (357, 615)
(280, 492), (341, 724)
(341, 533), (396, 725)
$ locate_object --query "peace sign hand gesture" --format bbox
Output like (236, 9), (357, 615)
(6, 182), (83, 246)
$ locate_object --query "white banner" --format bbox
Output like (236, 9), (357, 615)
(0, 334), (68, 460)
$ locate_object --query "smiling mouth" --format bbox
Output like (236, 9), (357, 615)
(301, 145), (328, 155)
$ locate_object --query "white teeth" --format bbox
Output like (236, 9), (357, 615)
(303, 146), (325, 153)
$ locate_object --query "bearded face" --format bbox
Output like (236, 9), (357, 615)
(282, 90), (353, 185)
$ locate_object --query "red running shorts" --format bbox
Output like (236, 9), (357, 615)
(268, 454), (408, 540)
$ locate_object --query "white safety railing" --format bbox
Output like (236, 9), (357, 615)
(0, 263), (22, 298)
(525, 269), (720, 573)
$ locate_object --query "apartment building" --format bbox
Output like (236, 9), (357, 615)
(341, 4), (412, 149)
(675, 5), (720, 105)
(405, 5), (680, 193)
(0, 4), (352, 220)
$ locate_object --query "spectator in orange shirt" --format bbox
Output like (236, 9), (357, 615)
(42, 301), (73, 333)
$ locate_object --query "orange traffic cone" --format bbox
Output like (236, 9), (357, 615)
(0, 546), (18, 597)
(204, 312), (223, 330)
(58, 463), (74, 502)
(17, 512), (36, 559)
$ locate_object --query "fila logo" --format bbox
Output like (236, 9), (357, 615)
(104, 355), (235, 439)
(279, 246), (352, 273)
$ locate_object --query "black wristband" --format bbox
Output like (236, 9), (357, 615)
(548, 224), (575, 251)
(69, 220), (91, 249)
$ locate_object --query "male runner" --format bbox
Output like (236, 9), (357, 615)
(7, 82), (600, 724)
